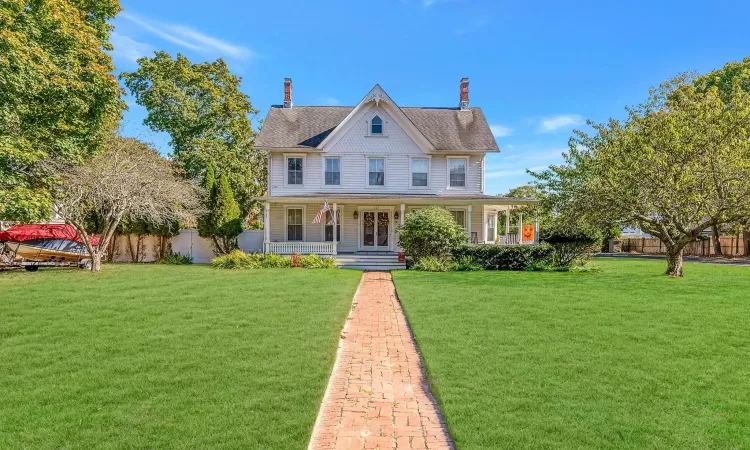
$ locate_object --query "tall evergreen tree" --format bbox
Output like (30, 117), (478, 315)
(197, 166), (242, 255)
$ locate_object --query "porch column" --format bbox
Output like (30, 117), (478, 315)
(332, 203), (338, 255)
(264, 202), (270, 250)
(493, 213), (499, 243)
(505, 208), (511, 239)
(482, 209), (488, 243)
(400, 203), (405, 226)
(534, 212), (540, 244)
(467, 205), (473, 243)
(518, 212), (523, 243)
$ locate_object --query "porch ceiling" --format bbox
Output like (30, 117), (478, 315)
(256, 193), (538, 206)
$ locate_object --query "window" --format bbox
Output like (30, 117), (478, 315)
(324, 157), (340, 186)
(324, 209), (341, 242)
(448, 158), (467, 188)
(450, 210), (466, 229)
(287, 208), (303, 241)
(411, 158), (429, 187)
(287, 157), (303, 185)
(370, 115), (383, 135)
(368, 158), (385, 186)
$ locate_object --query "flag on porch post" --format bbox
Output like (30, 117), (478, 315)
(312, 200), (330, 224)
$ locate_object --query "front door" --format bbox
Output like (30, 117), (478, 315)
(361, 211), (390, 251)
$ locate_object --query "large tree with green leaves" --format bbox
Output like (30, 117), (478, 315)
(120, 52), (264, 215)
(694, 57), (750, 256)
(0, 0), (124, 222)
(533, 74), (750, 276)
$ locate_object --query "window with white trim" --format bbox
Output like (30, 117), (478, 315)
(287, 157), (303, 185)
(368, 158), (385, 186)
(450, 210), (466, 228)
(287, 208), (303, 241)
(370, 115), (383, 135)
(411, 158), (429, 187)
(324, 157), (340, 186)
(324, 209), (341, 242)
(448, 158), (467, 188)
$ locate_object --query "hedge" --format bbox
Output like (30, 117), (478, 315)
(451, 244), (555, 271)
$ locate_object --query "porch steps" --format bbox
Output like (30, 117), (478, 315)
(334, 254), (406, 271)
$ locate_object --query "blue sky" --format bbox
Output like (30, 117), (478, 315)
(110, 0), (750, 194)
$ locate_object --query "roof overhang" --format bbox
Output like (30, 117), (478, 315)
(256, 194), (538, 207)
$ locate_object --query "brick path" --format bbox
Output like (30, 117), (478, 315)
(309, 272), (453, 450)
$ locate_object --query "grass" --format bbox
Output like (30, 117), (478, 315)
(0, 264), (362, 449)
(392, 258), (750, 449)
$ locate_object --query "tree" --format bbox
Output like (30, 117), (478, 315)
(0, 0), (124, 222)
(52, 136), (200, 272)
(120, 52), (264, 215)
(196, 166), (243, 255)
(533, 74), (750, 276)
(694, 57), (750, 256)
(396, 206), (467, 261)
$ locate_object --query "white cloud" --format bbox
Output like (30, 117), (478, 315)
(110, 32), (154, 62)
(538, 114), (583, 133)
(490, 125), (512, 138)
(423, 0), (439, 6)
(121, 13), (255, 62)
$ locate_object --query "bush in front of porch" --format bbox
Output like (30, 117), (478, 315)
(396, 206), (467, 263)
(210, 250), (336, 269)
(452, 244), (555, 271)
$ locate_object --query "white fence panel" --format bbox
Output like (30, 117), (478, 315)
(170, 228), (215, 263)
(238, 230), (264, 253)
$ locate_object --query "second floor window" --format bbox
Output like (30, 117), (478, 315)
(287, 157), (303, 185)
(370, 115), (383, 135)
(449, 158), (467, 188)
(411, 158), (429, 187)
(368, 158), (385, 186)
(325, 157), (340, 186)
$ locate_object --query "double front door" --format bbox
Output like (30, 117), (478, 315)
(361, 210), (390, 251)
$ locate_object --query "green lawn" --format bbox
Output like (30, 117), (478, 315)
(0, 265), (361, 449)
(392, 258), (750, 449)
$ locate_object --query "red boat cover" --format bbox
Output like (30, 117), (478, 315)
(0, 224), (100, 246)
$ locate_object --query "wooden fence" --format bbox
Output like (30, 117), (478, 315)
(620, 237), (748, 257)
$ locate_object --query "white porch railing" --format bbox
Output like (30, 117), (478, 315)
(263, 241), (337, 255)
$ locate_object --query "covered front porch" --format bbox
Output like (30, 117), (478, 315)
(257, 194), (539, 256)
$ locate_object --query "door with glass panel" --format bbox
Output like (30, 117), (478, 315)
(361, 211), (390, 251)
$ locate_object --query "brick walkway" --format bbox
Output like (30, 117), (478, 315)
(309, 272), (453, 450)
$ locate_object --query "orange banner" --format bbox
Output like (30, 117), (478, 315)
(522, 225), (535, 242)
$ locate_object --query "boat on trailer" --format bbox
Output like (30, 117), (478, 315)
(0, 224), (99, 271)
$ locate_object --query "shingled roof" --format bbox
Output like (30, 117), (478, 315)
(256, 105), (500, 152)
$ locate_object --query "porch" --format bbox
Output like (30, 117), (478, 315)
(258, 194), (539, 257)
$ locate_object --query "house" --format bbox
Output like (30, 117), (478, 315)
(255, 78), (538, 268)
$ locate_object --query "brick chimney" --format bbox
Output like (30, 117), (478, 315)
(283, 78), (293, 108)
(459, 78), (469, 110)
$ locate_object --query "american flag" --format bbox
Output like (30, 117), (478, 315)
(312, 200), (330, 224)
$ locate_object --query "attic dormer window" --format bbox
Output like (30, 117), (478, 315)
(370, 115), (383, 135)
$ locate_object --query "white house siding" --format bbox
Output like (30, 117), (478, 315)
(267, 201), (489, 253)
(269, 202), (361, 253)
(268, 104), (485, 197)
